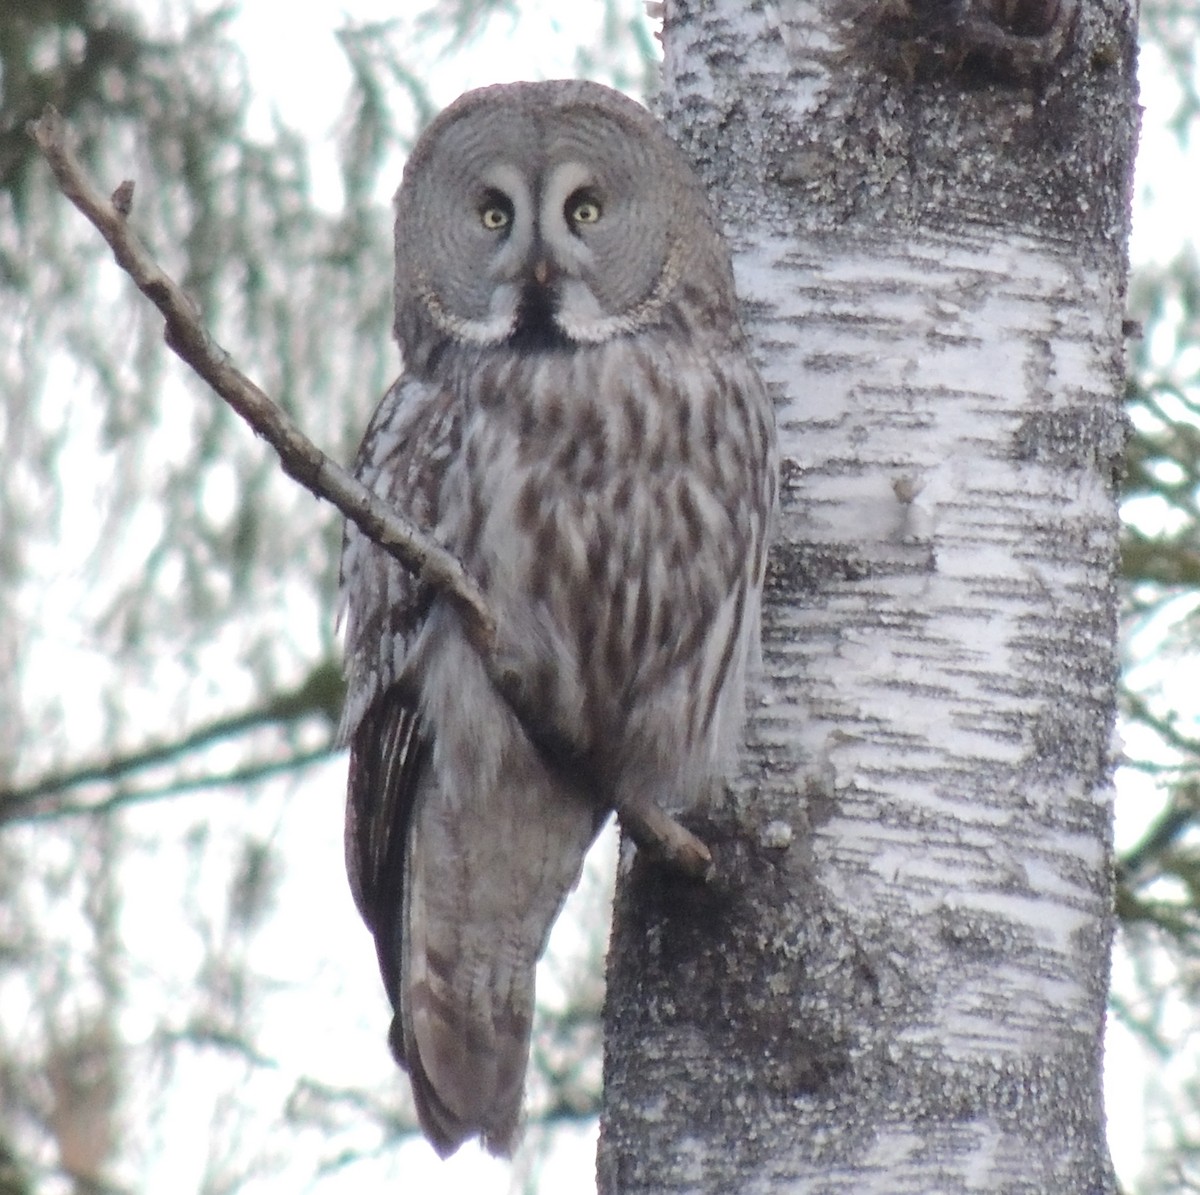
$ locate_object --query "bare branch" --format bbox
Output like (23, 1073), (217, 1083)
(3, 746), (338, 825)
(25, 106), (713, 878)
(1117, 786), (1197, 885)
(0, 662), (343, 822)
(619, 803), (713, 881)
(27, 104), (495, 652)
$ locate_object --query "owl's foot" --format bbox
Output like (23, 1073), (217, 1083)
(618, 801), (713, 881)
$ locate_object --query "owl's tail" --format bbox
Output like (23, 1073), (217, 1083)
(392, 752), (604, 1157)
(392, 942), (529, 1157)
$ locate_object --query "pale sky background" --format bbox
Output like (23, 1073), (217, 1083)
(94, 1), (1200, 1190)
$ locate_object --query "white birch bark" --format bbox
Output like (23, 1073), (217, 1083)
(599, 2), (1138, 1191)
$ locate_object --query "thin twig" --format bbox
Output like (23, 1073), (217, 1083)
(26, 105), (713, 877)
(1125, 691), (1200, 760)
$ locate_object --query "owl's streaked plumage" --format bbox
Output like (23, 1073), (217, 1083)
(338, 80), (776, 1158)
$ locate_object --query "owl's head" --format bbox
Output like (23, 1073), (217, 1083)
(392, 80), (738, 370)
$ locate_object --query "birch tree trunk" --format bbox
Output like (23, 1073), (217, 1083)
(599, 3), (1138, 1191)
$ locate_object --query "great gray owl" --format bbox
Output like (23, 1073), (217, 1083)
(338, 79), (776, 1158)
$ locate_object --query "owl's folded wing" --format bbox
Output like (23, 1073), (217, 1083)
(337, 376), (459, 981)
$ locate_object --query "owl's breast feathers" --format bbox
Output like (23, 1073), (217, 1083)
(443, 332), (774, 786)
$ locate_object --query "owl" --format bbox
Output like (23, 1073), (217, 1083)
(338, 79), (776, 1158)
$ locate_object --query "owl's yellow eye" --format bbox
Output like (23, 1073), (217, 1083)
(479, 191), (513, 231)
(480, 205), (510, 231)
(566, 191), (602, 228)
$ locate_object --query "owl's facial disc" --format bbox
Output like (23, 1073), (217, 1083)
(408, 140), (675, 350)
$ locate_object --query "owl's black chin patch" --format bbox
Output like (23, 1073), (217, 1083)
(508, 280), (572, 352)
